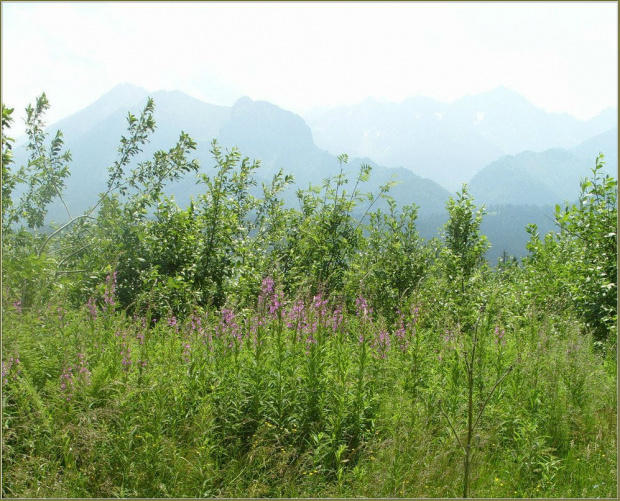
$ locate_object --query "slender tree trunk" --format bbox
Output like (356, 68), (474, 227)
(463, 368), (474, 498)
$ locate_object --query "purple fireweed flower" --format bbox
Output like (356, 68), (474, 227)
(355, 296), (373, 320)
(312, 294), (328, 318)
(395, 315), (408, 352)
(219, 308), (242, 348)
(331, 306), (344, 334)
(60, 367), (74, 398)
(119, 330), (133, 370)
(86, 297), (97, 321)
(103, 270), (117, 314)
(261, 276), (275, 297)
(76, 353), (91, 384)
(188, 311), (203, 336)
(259, 277), (285, 317)
(373, 329), (391, 359)
(411, 305), (419, 323)
(12, 300), (22, 314)
(305, 334), (317, 355)
(168, 316), (177, 328)
(2, 356), (21, 386)
(60, 354), (90, 400)
(286, 300), (306, 330)
(202, 320), (214, 350)
(121, 345), (132, 369)
(494, 326), (506, 346)
(183, 342), (191, 363)
(269, 293), (285, 316)
(258, 277), (274, 308)
(306, 320), (318, 336)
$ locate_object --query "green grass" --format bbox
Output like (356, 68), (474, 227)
(2, 291), (617, 498)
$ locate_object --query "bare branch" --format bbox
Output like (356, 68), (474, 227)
(473, 364), (514, 431)
(438, 399), (465, 453)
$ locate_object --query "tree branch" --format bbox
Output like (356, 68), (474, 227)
(37, 214), (95, 256)
(473, 364), (514, 431)
(438, 399), (465, 453)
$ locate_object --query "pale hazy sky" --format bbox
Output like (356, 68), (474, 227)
(1, 1), (618, 133)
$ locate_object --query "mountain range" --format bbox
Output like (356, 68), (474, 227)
(306, 86), (616, 191)
(8, 83), (618, 262)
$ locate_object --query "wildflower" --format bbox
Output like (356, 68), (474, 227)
(2, 356), (21, 386)
(410, 304), (419, 324)
(76, 352), (91, 384)
(305, 334), (317, 354)
(188, 311), (203, 336)
(355, 296), (373, 320)
(312, 294), (328, 318)
(258, 276), (285, 317)
(286, 300), (306, 330)
(394, 313), (408, 352)
(103, 270), (117, 314)
(86, 297), (97, 321)
(12, 300), (22, 313)
(331, 306), (344, 334)
(219, 308), (242, 348)
(372, 329), (391, 359)
(494, 326), (506, 346)
(60, 366), (75, 400)
(120, 335), (132, 370)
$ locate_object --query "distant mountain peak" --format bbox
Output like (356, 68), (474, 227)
(233, 96), (254, 107)
(96, 83), (149, 104)
(46, 82), (149, 140)
(473, 86), (529, 104)
(108, 82), (148, 93)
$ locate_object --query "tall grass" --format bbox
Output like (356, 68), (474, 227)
(2, 277), (616, 497)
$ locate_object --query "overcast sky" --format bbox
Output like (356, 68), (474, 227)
(2, 1), (618, 133)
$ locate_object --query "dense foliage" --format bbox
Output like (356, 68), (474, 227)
(2, 96), (617, 498)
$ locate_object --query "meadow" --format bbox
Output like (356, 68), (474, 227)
(1, 97), (617, 497)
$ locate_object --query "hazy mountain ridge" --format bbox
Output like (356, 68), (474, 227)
(10, 84), (453, 224)
(469, 132), (618, 207)
(305, 86), (617, 191)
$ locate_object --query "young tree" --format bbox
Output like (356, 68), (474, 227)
(443, 185), (489, 295)
(526, 155), (617, 340)
(2, 104), (16, 233)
